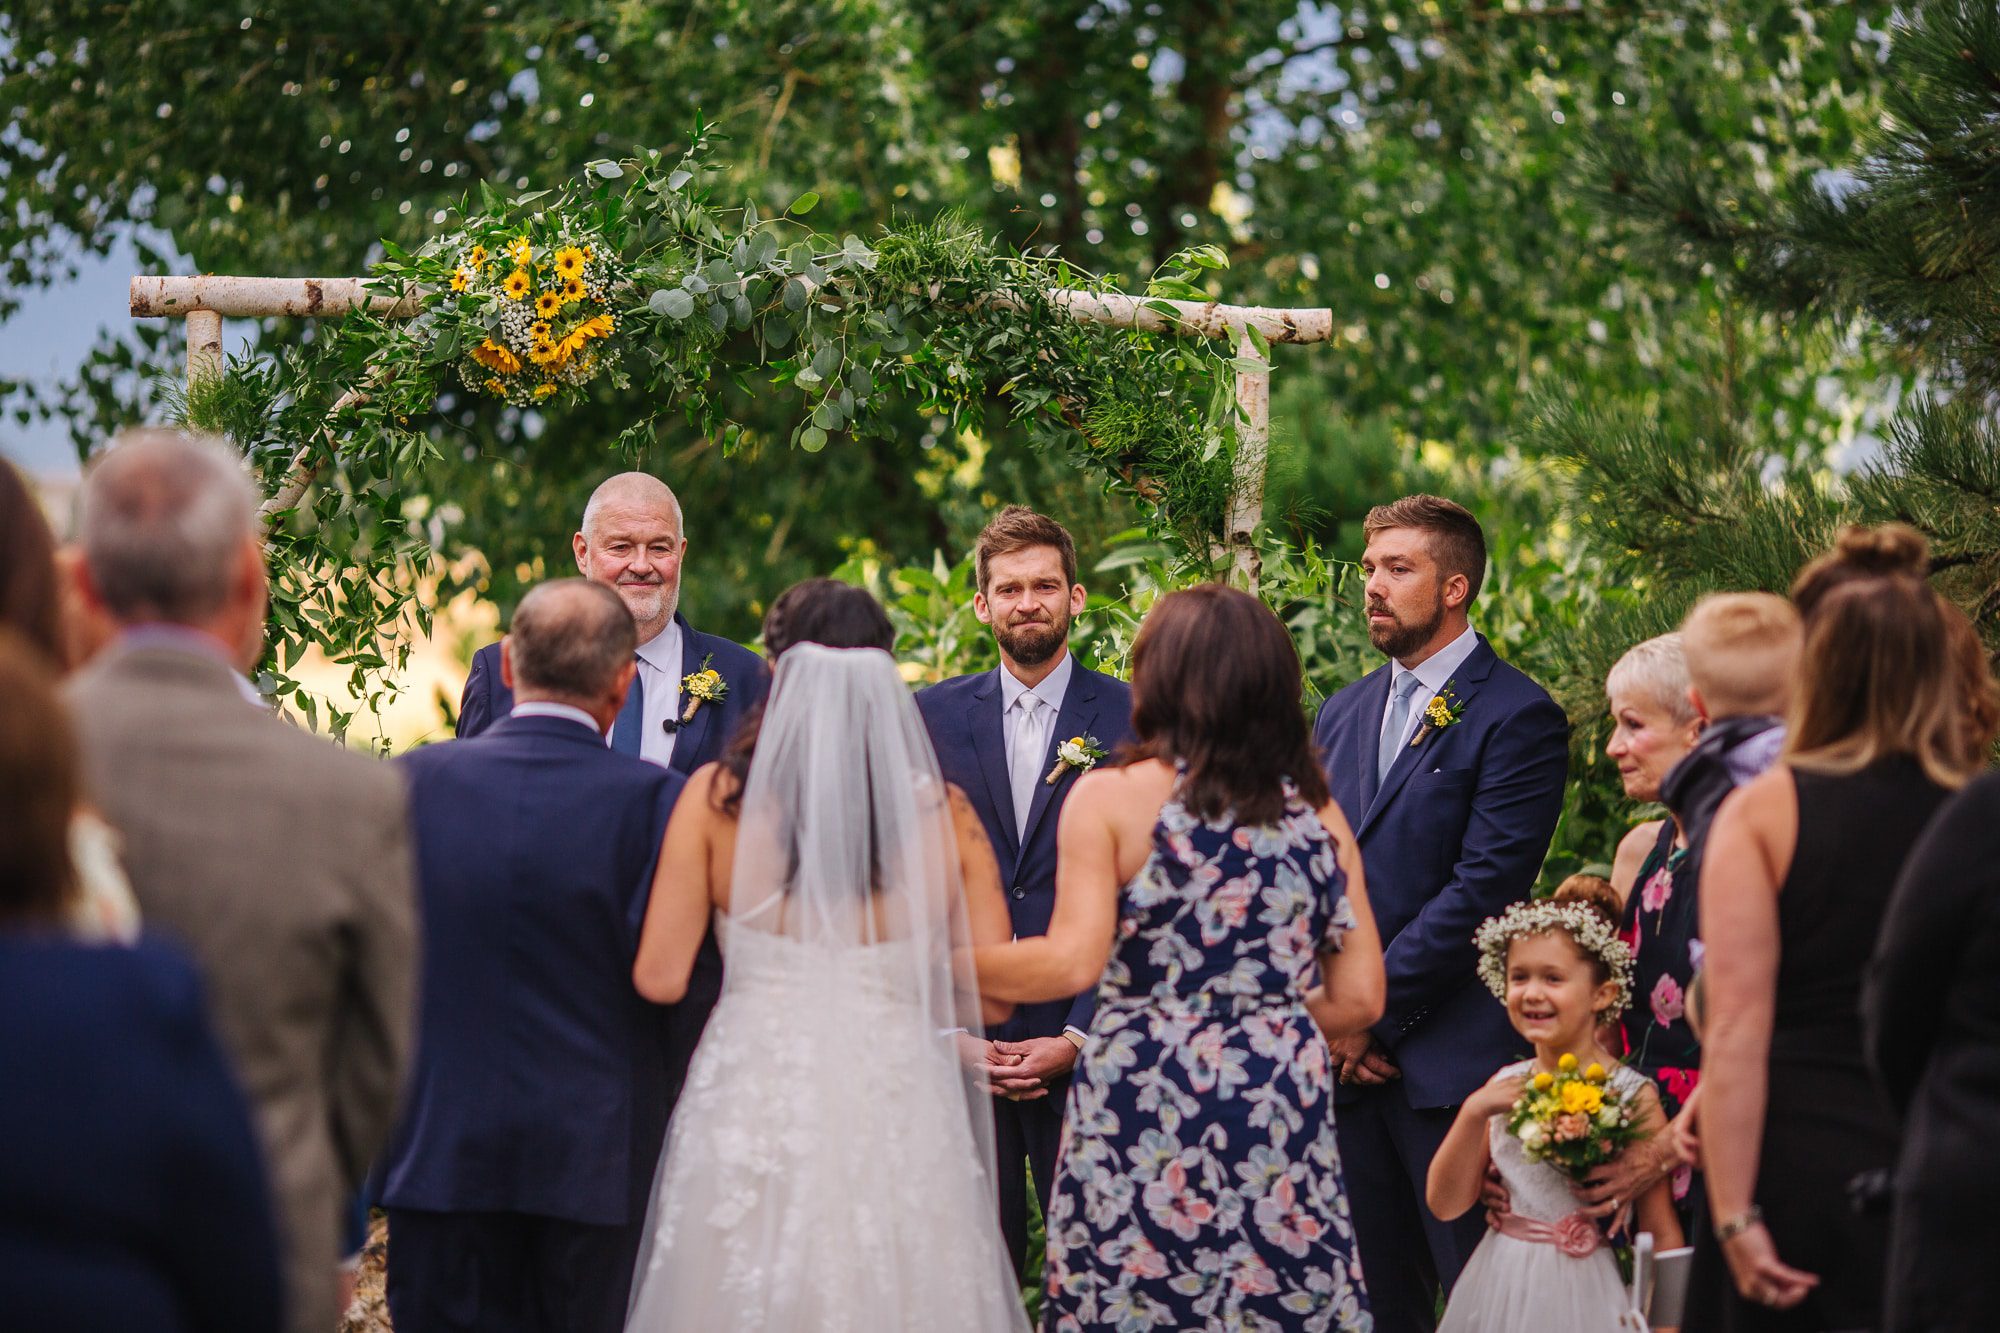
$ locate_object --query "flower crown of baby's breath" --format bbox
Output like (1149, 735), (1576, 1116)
(1475, 900), (1636, 1018)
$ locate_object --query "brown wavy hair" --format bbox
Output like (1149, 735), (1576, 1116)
(1128, 584), (1330, 825)
(0, 630), (78, 923)
(1785, 526), (1996, 787)
(0, 461), (64, 668)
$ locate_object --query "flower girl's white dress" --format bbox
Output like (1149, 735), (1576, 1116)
(1437, 1060), (1646, 1333)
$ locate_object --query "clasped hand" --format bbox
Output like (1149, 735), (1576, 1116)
(955, 1034), (1077, 1101)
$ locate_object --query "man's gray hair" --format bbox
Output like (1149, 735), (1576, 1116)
(1605, 631), (1698, 727)
(508, 579), (637, 700)
(79, 428), (262, 624)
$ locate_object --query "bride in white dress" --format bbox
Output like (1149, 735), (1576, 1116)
(628, 584), (1030, 1333)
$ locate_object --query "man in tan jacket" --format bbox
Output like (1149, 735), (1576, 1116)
(67, 428), (418, 1333)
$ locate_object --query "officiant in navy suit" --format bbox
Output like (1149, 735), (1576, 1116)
(382, 579), (685, 1333)
(1312, 495), (1569, 1333)
(916, 506), (1136, 1278)
(456, 471), (767, 1106)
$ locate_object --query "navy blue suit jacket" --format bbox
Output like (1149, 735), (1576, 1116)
(380, 715), (685, 1226)
(917, 661), (1135, 1041)
(1312, 634), (1569, 1108)
(457, 611), (770, 779)
(0, 935), (283, 1333)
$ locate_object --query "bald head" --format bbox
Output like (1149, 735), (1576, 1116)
(504, 579), (637, 720)
(573, 472), (686, 643)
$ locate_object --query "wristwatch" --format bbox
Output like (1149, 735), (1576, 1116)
(1715, 1205), (1763, 1244)
(1061, 1027), (1088, 1053)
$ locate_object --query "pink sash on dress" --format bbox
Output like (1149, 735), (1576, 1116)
(1491, 1208), (1604, 1258)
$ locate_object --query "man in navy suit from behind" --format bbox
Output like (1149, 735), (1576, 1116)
(1312, 495), (1569, 1333)
(916, 506), (1136, 1277)
(382, 579), (685, 1333)
(457, 470), (767, 1107)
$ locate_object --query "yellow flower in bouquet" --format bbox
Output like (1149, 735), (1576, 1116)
(680, 657), (729, 722)
(1505, 1053), (1644, 1183)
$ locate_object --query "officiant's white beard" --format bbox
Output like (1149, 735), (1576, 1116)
(614, 576), (679, 638)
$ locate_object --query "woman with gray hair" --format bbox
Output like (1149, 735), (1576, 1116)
(1572, 633), (1708, 1227)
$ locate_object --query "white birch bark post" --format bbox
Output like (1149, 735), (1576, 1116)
(1228, 328), (1272, 592)
(134, 276), (1328, 582)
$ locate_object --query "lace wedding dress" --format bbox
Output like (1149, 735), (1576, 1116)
(624, 644), (1029, 1333)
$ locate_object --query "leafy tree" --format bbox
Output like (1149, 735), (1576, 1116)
(1532, 0), (2000, 714)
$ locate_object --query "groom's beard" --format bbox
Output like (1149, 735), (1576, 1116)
(995, 608), (1071, 667)
(1367, 591), (1445, 661)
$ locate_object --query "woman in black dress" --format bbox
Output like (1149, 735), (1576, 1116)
(1689, 525), (1997, 1330)
(1865, 771), (2000, 1332)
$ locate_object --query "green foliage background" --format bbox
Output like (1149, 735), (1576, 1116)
(4, 2), (1911, 877)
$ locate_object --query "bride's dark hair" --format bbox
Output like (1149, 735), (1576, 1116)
(713, 579), (895, 814)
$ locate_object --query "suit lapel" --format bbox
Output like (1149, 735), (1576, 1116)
(1020, 667), (1099, 850)
(670, 619), (715, 774)
(1357, 637), (1498, 838)
(968, 670), (1020, 858)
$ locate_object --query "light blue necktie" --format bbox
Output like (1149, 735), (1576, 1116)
(1378, 672), (1422, 785)
(611, 661), (645, 755)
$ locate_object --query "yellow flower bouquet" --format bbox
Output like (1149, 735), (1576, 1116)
(1505, 1053), (1644, 1182)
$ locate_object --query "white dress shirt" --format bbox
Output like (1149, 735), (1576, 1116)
(608, 620), (683, 769)
(998, 651), (1074, 842)
(511, 700), (604, 733)
(1381, 623), (1480, 752)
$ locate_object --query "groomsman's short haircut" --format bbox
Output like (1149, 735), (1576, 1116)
(79, 428), (261, 624)
(975, 505), (1077, 592)
(508, 579), (637, 700)
(1363, 494), (1487, 602)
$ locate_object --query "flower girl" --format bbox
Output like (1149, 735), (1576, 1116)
(1428, 877), (1684, 1332)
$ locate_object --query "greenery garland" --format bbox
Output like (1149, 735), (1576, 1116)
(189, 125), (1255, 738)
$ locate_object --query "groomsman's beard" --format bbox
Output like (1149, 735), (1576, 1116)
(1367, 595), (1445, 661)
(996, 612), (1070, 667)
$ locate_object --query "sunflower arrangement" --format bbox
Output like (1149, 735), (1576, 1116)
(1505, 1054), (1647, 1183)
(442, 216), (625, 406)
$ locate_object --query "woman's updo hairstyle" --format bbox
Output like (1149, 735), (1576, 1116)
(714, 579), (896, 813)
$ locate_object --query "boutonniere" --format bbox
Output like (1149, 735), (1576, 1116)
(1045, 734), (1107, 785)
(1409, 684), (1466, 748)
(680, 655), (728, 723)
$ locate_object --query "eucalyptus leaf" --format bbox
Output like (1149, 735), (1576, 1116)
(799, 425), (828, 452)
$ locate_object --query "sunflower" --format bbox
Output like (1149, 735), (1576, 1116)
(535, 290), (562, 318)
(507, 235), (532, 266)
(450, 267), (473, 293)
(466, 244), (488, 269)
(483, 377), (506, 395)
(561, 277), (586, 305)
(553, 245), (586, 279)
(576, 313), (616, 340)
(502, 268), (532, 300)
(533, 382), (558, 400)
(530, 320), (552, 341)
(471, 339), (521, 373)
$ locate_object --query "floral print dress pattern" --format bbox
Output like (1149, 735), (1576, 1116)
(1042, 782), (1371, 1332)
(1619, 820), (1701, 1207)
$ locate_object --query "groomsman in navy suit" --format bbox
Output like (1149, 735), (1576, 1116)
(457, 471), (767, 1105)
(916, 506), (1136, 1277)
(1312, 495), (1569, 1333)
(383, 580), (684, 1333)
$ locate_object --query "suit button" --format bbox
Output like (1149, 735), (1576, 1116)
(1012, 888), (1026, 901)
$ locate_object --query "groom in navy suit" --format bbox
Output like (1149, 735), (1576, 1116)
(917, 506), (1136, 1277)
(457, 471), (767, 1107)
(383, 579), (685, 1333)
(1313, 495), (1569, 1333)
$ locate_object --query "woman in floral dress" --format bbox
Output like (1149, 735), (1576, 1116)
(975, 585), (1385, 1331)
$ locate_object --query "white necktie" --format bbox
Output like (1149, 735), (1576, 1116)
(1010, 693), (1046, 840)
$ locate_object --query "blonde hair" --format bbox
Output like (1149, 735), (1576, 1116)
(1681, 592), (1801, 718)
(1605, 632), (1698, 727)
(1785, 527), (1995, 788)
